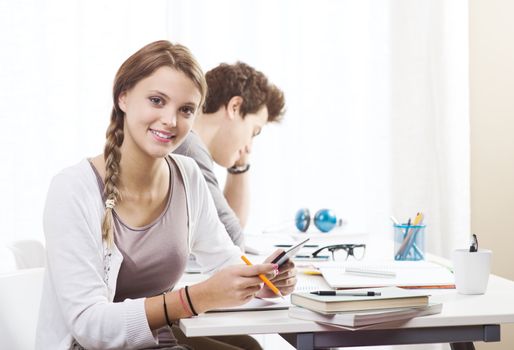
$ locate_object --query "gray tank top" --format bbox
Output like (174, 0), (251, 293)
(89, 156), (188, 347)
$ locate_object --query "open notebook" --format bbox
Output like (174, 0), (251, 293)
(207, 297), (290, 313)
(319, 260), (455, 289)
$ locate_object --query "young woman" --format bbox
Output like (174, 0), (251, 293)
(36, 40), (296, 350)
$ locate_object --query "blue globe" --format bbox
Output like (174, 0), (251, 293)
(314, 209), (338, 233)
(295, 208), (311, 232)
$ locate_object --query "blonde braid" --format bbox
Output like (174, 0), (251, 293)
(101, 110), (124, 247)
(100, 40), (207, 247)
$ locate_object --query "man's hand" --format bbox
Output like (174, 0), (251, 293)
(232, 151), (250, 168)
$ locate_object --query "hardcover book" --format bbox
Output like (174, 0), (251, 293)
(288, 302), (442, 327)
(290, 287), (430, 313)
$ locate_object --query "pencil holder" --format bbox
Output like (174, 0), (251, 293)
(393, 224), (426, 261)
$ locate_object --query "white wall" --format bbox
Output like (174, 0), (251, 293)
(469, 0), (514, 349)
(0, 1), (470, 261)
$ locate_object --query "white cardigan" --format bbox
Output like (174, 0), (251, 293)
(36, 155), (241, 350)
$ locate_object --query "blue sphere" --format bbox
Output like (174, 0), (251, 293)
(295, 208), (311, 232)
(314, 209), (337, 233)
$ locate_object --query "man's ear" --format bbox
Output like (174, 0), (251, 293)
(226, 96), (243, 120)
(118, 91), (128, 113)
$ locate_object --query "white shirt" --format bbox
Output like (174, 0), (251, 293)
(36, 154), (241, 350)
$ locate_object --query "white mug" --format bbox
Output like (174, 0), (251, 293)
(452, 248), (492, 295)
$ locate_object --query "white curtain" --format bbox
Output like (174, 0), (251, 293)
(0, 0), (469, 264)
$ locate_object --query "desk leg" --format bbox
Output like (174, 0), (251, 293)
(450, 343), (475, 350)
(280, 333), (314, 350)
(450, 323), (502, 349)
(296, 333), (315, 350)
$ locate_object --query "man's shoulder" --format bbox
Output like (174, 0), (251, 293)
(174, 132), (203, 157)
(173, 132), (215, 173)
(175, 132), (212, 161)
(168, 153), (205, 185)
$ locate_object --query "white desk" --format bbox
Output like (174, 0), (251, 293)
(180, 274), (514, 349)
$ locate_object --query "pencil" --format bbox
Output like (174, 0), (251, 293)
(240, 255), (284, 298)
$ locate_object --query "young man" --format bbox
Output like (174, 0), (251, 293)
(174, 62), (286, 249)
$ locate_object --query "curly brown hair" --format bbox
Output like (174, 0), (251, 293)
(203, 62), (285, 122)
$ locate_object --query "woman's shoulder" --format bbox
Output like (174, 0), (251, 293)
(49, 159), (98, 194)
(44, 159), (103, 226)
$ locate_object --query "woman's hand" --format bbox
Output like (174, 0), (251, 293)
(189, 262), (277, 313)
(256, 249), (297, 299)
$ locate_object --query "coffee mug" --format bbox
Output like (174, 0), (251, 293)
(452, 248), (492, 295)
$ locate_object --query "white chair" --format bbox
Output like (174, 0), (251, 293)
(0, 245), (17, 273)
(8, 240), (46, 269)
(0, 267), (44, 350)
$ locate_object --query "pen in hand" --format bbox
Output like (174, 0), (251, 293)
(240, 255), (284, 299)
(310, 290), (382, 296)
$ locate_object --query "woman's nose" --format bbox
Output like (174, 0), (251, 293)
(162, 110), (177, 127)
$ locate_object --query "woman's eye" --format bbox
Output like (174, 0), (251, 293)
(149, 97), (163, 106)
(180, 106), (195, 117)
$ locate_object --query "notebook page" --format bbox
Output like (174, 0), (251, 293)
(295, 275), (332, 292)
(207, 296), (291, 312)
(319, 260), (455, 289)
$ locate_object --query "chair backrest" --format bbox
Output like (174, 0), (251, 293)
(0, 268), (44, 350)
(8, 240), (46, 269)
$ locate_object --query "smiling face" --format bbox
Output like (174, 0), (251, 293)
(118, 66), (202, 160)
(210, 105), (269, 167)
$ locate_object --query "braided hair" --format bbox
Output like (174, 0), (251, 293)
(101, 40), (207, 247)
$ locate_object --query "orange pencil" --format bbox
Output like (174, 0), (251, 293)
(240, 255), (284, 298)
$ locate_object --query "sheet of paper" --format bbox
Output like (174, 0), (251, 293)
(207, 296), (291, 313)
(295, 275), (333, 292)
(320, 260), (455, 289)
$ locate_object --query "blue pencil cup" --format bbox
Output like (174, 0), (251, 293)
(394, 224), (426, 261)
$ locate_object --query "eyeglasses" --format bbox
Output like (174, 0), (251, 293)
(311, 244), (366, 261)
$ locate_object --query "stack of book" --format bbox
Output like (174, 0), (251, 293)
(289, 286), (442, 328)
